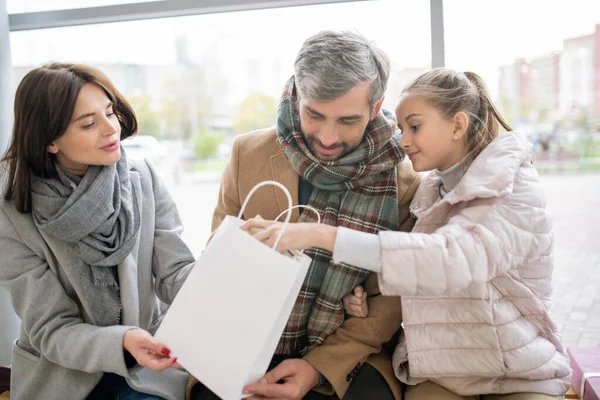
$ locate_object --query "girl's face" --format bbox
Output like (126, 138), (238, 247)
(47, 83), (122, 175)
(396, 94), (469, 172)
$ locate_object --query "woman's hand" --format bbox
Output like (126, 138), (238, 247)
(241, 219), (337, 253)
(343, 286), (369, 318)
(123, 328), (182, 371)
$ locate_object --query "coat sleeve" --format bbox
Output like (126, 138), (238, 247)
(146, 160), (197, 304)
(303, 273), (403, 397)
(378, 197), (552, 297)
(0, 206), (135, 376)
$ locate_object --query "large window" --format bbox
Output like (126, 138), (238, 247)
(10, 0), (431, 253)
(6, 0), (600, 352)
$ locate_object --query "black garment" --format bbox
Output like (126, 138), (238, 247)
(339, 363), (395, 400)
(0, 365), (10, 394)
(86, 373), (165, 400)
(191, 363), (394, 400)
(298, 177), (314, 207)
(87, 373), (119, 400)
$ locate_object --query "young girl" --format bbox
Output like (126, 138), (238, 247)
(243, 68), (571, 399)
(0, 63), (195, 400)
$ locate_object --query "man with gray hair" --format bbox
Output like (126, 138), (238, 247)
(190, 30), (420, 400)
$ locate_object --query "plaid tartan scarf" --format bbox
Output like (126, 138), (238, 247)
(275, 76), (404, 354)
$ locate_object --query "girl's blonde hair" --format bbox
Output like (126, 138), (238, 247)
(403, 68), (511, 156)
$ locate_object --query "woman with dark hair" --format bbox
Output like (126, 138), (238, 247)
(0, 63), (195, 400)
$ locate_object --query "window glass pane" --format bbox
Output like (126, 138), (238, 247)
(10, 0), (431, 253)
(444, 0), (600, 135)
(7, 0), (158, 14)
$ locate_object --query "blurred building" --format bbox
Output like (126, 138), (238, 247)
(559, 24), (600, 118)
(12, 63), (179, 99)
(530, 53), (561, 113)
(499, 23), (600, 122)
(498, 58), (532, 121)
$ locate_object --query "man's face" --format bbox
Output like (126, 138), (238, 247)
(299, 82), (380, 161)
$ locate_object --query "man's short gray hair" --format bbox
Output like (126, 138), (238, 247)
(294, 30), (390, 112)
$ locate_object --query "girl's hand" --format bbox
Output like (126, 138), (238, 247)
(343, 286), (368, 318)
(123, 328), (181, 371)
(241, 219), (337, 253)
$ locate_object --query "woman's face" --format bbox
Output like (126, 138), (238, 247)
(47, 83), (122, 175)
(396, 94), (469, 172)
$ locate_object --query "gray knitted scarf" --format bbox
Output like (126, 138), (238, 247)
(30, 148), (140, 326)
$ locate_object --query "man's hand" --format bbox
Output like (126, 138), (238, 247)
(243, 359), (320, 400)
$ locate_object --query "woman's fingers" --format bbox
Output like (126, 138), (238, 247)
(143, 352), (178, 372)
(172, 360), (186, 370)
(141, 333), (171, 357)
(123, 329), (182, 372)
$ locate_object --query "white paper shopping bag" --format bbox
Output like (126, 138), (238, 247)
(155, 181), (312, 400)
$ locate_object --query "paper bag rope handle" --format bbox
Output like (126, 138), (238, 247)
(238, 180), (293, 251)
(275, 205), (322, 225)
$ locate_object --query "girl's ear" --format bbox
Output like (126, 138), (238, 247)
(452, 111), (469, 141)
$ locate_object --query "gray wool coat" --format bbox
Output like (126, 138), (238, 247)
(0, 158), (196, 400)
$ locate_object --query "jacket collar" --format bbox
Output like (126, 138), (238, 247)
(410, 132), (532, 216)
(269, 150), (301, 222)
